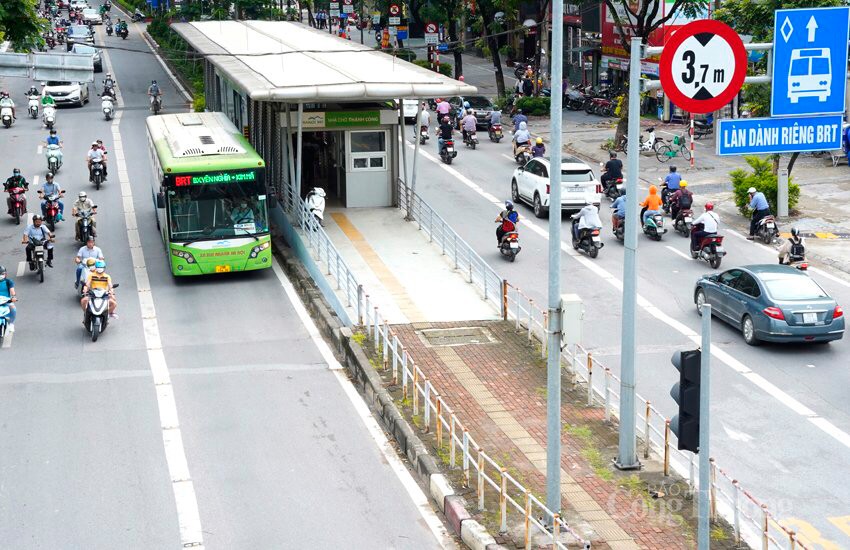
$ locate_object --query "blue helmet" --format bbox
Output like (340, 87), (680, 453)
(95, 260), (106, 269)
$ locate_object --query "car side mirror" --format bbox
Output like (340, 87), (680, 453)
(518, 166), (524, 172)
(156, 192), (165, 209)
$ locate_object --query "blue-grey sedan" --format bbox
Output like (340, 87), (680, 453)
(694, 265), (845, 345)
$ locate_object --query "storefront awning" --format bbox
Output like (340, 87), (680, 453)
(171, 20), (478, 102)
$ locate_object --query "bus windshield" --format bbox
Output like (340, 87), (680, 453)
(167, 181), (269, 241)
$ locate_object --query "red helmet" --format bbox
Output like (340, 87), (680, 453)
(435, 98), (441, 103)
(704, 202), (714, 211)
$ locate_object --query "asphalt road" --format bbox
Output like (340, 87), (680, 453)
(404, 116), (850, 547)
(0, 14), (450, 550)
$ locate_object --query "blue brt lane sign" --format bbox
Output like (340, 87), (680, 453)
(771, 7), (850, 117)
(716, 115), (842, 156)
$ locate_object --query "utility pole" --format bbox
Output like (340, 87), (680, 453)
(698, 303), (712, 550)
(545, 0), (564, 520)
(615, 36), (642, 471)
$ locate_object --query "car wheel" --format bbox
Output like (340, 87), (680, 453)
(533, 193), (546, 219)
(511, 179), (520, 203)
(695, 288), (706, 315)
(741, 315), (760, 346)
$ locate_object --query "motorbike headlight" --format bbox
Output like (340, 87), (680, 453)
(171, 249), (196, 264)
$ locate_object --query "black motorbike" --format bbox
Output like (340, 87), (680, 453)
(439, 139), (457, 165)
(571, 219), (603, 258)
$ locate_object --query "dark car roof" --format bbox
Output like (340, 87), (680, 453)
(742, 264), (807, 277)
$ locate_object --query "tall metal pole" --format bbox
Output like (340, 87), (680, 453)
(545, 0), (564, 519)
(397, 98), (409, 210)
(698, 303), (712, 550)
(295, 103), (303, 202)
(408, 98), (423, 221)
(615, 36), (642, 470)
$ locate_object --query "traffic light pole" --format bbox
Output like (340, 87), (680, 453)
(615, 36), (642, 471)
(698, 303), (712, 550)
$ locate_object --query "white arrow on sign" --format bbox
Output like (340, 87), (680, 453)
(806, 15), (818, 42)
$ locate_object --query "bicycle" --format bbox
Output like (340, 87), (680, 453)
(655, 134), (691, 163)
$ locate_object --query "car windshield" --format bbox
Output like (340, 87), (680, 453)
(167, 181), (269, 241)
(466, 96), (492, 109)
(45, 81), (73, 87)
(763, 274), (829, 300)
(561, 169), (594, 183)
(69, 26), (89, 35)
(83, 8), (97, 14)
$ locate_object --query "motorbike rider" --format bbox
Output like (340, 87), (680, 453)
(116, 18), (128, 34)
(72, 190), (97, 241)
(4, 169), (29, 215)
(662, 165), (681, 205)
(81, 260), (117, 319)
(44, 129), (63, 162)
(487, 108), (502, 129)
(437, 115), (454, 154)
(38, 172), (65, 220)
(22, 215), (55, 269)
(691, 202), (720, 253)
(417, 103), (430, 137)
(669, 180), (693, 220)
(512, 121), (531, 157)
(571, 203), (603, 241)
(512, 108), (527, 132)
(0, 91), (16, 120)
(96, 139), (109, 178)
(230, 200), (255, 224)
(778, 227), (806, 265)
(746, 186), (771, 240)
(25, 85), (40, 104)
(611, 188), (627, 230)
(600, 151), (623, 191)
(495, 200), (520, 245)
(87, 141), (107, 182)
(531, 137), (546, 158)
(41, 90), (56, 108)
(74, 236), (104, 288)
(639, 184), (663, 224)
(460, 109), (477, 142)
(147, 80), (162, 110)
(0, 265), (16, 331)
(435, 98), (451, 120)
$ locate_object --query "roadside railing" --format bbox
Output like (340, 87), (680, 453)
(398, 180), (807, 550)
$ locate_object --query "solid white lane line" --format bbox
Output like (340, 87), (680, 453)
(102, 48), (205, 548)
(501, 154), (515, 162)
(16, 261), (25, 278)
(271, 257), (452, 548)
(1, 332), (11, 348)
(137, 26), (193, 103)
(810, 266), (850, 289)
(409, 142), (850, 451)
(666, 245), (693, 261)
(36, 144), (43, 155)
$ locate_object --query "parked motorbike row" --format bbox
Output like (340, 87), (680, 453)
(564, 85), (624, 117)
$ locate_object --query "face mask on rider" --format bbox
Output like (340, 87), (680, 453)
(96, 268), (105, 274)
(0, 274), (5, 281)
(239, 203), (247, 209)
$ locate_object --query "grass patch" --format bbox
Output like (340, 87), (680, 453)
(710, 526), (728, 541)
(351, 331), (367, 346)
(565, 424), (613, 481)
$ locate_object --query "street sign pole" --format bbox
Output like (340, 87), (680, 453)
(615, 36), (642, 471)
(698, 303), (712, 550)
(545, 0), (564, 520)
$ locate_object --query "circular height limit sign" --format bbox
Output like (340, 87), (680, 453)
(659, 19), (747, 114)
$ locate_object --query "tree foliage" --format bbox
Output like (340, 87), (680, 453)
(730, 156), (800, 215)
(714, 0), (844, 42)
(603, 0), (709, 53)
(0, 0), (43, 51)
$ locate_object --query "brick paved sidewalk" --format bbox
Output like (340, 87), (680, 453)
(383, 320), (734, 550)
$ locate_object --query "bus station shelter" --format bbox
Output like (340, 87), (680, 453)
(171, 20), (477, 210)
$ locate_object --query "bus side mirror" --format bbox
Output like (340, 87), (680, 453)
(156, 192), (165, 209)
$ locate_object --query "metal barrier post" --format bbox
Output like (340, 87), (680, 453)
(450, 415), (457, 467)
(401, 347), (408, 400)
(663, 420), (670, 476)
(644, 401), (651, 459)
(524, 490), (531, 550)
(392, 335), (399, 384)
(436, 397), (443, 447)
(552, 513), (560, 545)
(382, 322), (389, 369)
(429, 208), (434, 242)
(604, 368), (611, 422)
(732, 480), (741, 544)
(483, 264), (488, 301)
(373, 308), (379, 351)
(424, 380), (431, 432)
(363, 293), (370, 331)
(789, 530), (797, 550)
(709, 457), (717, 521)
(499, 467), (508, 534)
(335, 254), (341, 289)
(468, 260), (473, 283)
(462, 430), (470, 486)
(527, 299), (533, 342)
(762, 504), (770, 550)
(502, 279), (508, 321)
(453, 232), (458, 269)
(412, 367), (419, 416)
(477, 449), (485, 511)
(586, 353), (593, 406)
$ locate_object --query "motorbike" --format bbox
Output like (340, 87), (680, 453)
(1, 105), (13, 128)
(440, 139), (457, 165)
(132, 9), (144, 22)
(571, 219), (604, 258)
(463, 130), (478, 150)
(690, 229), (725, 269)
(620, 127), (660, 153)
(118, 26), (128, 39)
(102, 96), (114, 120)
(643, 212), (667, 241)
(565, 87), (588, 111)
(84, 283), (119, 342)
(106, 22), (113, 36)
(7, 186), (27, 225)
(586, 96), (615, 117)
(690, 115), (714, 140)
(498, 230), (521, 262)
(599, 166), (624, 201)
(29, 237), (48, 283)
(46, 144), (62, 172)
(43, 105), (56, 129)
(612, 217), (625, 242)
(46, 34), (56, 49)
(418, 125), (429, 145)
(151, 94), (162, 115)
(306, 187), (326, 228)
(27, 95), (39, 118)
(90, 160), (105, 190)
(0, 295), (12, 345)
(755, 214), (779, 244)
(514, 143), (532, 165)
(77, 209), (95, 243)
(673, 208), (694, 237)
(488, 123), (503, 143)
(43, 192), (62, 231)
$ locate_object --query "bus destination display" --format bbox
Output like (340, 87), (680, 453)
(172, 170), (258, 187)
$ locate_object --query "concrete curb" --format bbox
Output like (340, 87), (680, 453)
(271, 235), (502, 550)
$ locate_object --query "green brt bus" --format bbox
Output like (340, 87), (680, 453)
(146, 112), (271, 275)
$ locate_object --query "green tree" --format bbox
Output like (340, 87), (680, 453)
(473, 0), (518, 97)
(419, 0), (464, 78)
(597, 0), (709, 144)
(0, 0), (43, 51)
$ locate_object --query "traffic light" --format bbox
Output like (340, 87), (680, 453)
(670, 349), (701, 453)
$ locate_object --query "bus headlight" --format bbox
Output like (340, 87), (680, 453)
(171, 249), (197, 264)
(249, 242), (270, 258)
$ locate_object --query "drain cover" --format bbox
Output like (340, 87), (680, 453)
(419, 326), (497, 347)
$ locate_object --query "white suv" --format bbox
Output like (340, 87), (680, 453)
(510, 156), (602, 218)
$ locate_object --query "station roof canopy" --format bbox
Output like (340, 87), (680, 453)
(171, 20), (479, 102)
